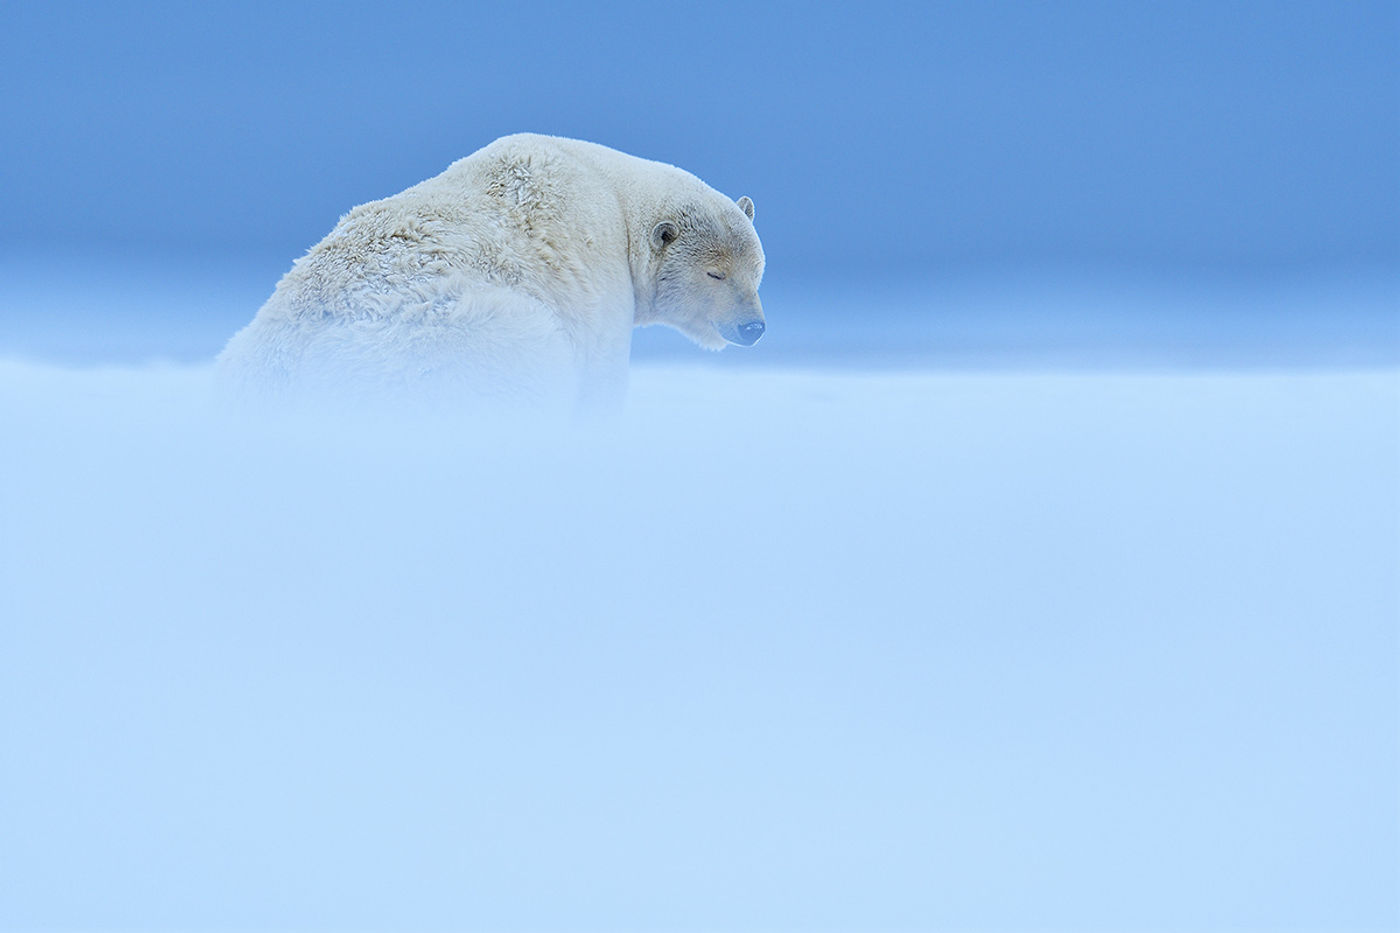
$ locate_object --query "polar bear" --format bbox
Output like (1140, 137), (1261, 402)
(215, 133), (765, 409)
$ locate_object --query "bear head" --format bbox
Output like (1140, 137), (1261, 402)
(640, 194), (765, 350)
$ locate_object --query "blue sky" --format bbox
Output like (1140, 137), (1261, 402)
(1, 0), (1396, 272)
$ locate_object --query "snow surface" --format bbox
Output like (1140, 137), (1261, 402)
(1, 359), (1396, 931)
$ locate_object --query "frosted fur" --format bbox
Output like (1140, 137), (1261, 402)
(216, 134), (765, 409)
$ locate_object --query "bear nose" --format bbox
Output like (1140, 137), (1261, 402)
(735, 320), (765, 346)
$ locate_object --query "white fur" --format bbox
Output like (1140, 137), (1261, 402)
(216, 134), (765, 410)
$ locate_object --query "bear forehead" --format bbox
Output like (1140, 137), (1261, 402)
(685, 236), (762, 274)
(684, 210), (760, 253)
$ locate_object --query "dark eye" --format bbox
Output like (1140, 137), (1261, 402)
(707, 271), (726, 281)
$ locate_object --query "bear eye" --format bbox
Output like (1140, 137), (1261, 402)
(707, 271), (726, 281)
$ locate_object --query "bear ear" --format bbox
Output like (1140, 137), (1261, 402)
(651, 220), (679, 249)
(737, 196), (755, 221)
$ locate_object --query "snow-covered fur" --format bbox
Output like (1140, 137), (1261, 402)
(216, 134), (765, 409)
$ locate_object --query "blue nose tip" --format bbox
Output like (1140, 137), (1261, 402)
(736, 320), (765, 346)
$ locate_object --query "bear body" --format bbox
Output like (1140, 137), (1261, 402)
(216, 134), (765, 409)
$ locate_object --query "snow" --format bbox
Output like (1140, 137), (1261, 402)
(1, 355), (1396, 930)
